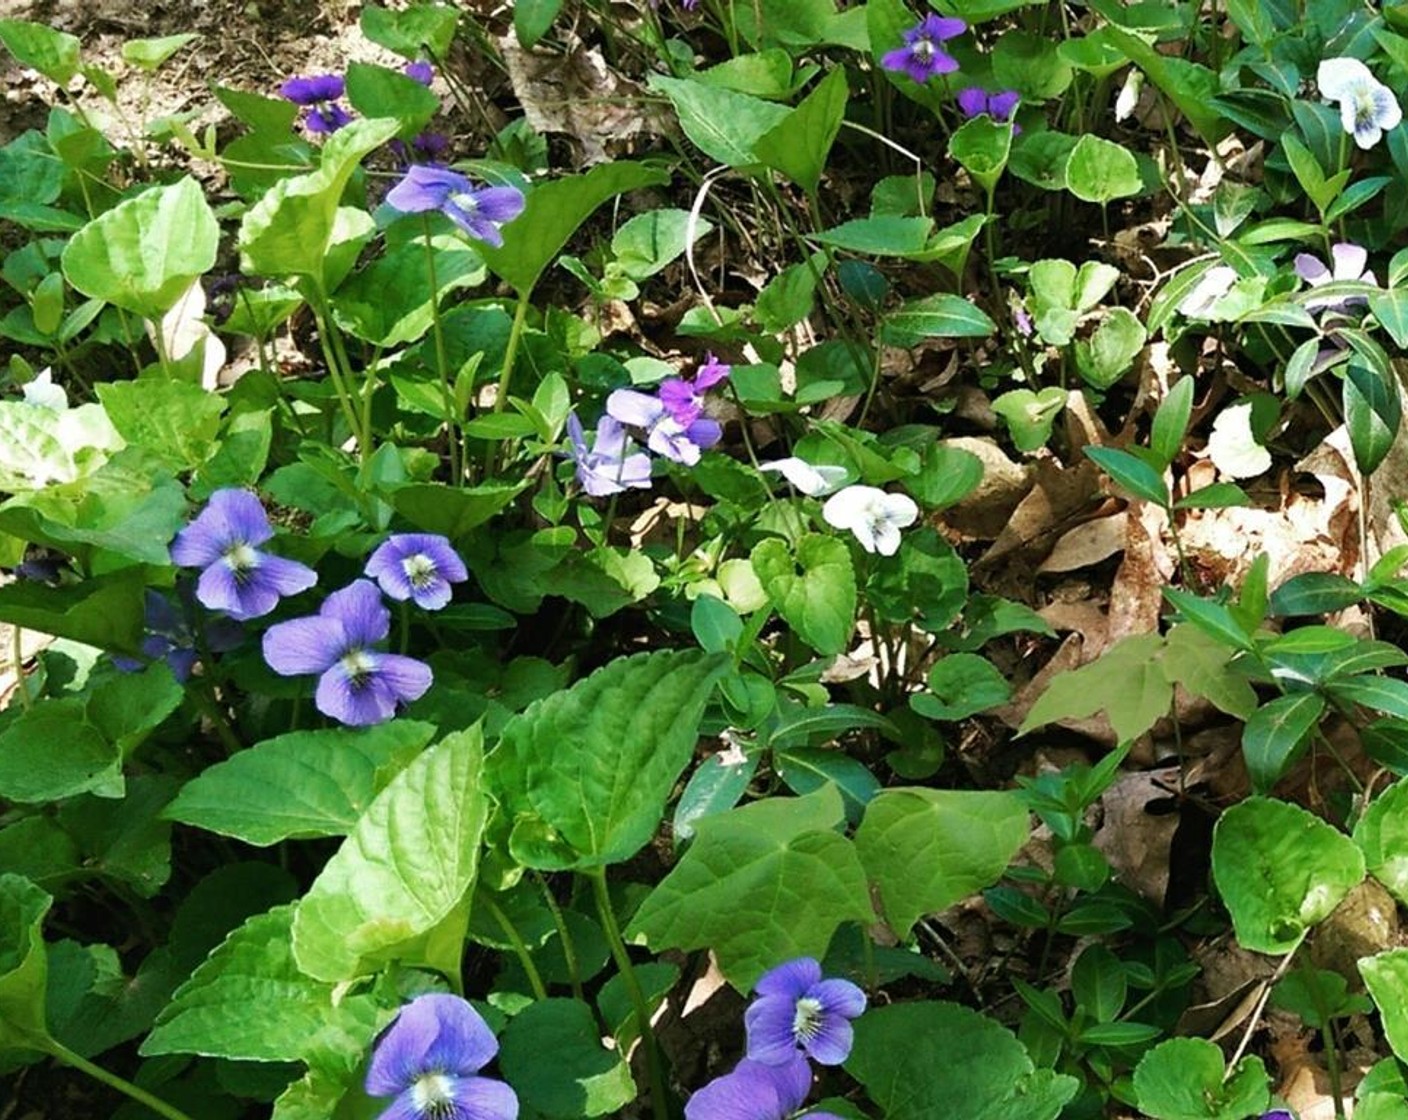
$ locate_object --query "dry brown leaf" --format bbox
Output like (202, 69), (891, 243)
(1108, 503), (1169, 642)
(1038, 512), (1127, 574)
(979, 459), (1103, 571)
(1092, 767), (1180, 903)
(939, 437), (1032, 541)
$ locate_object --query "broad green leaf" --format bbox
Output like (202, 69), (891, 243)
(345, 61), (440, 133)
(514, 0), (564, 47)
(855, 788), (1029, 936)
(165, 722), (437, 845)
(360, 3), (459, 58)
(1344, 357), (1401, 476)
(1353, 777), (1408, 906)
(949, 114), (1013, 194)
(239, 118), (400, 290)
(648, 76), (790, 169)
(388, 480), (523, 538)
(0, 699), (120, 803)
(992, 387), (1067, 452)
(751, 534), (856, 656)
(478, 161), (669, 295)
(336, 234), (486, 346)
(486, 650), (729, 870)
(904, 443), (984, 509)
(1150, 376), (1195, 468)
(292, 728), (489, 982)
(1241, 692), (1325, 794)
(0, 19), (80, 85)
(1085, 445), (1168, 506)
(95, 380), (225, 473)
(1370, 289), (1408, 350)
(1074, 307), (1145, 388)
(1160, 624), (1257, 719)
(775, 746), (881, 824)
(1162, 587), (1254, 651)
(1327, 675), (1408, 719)
(847, 1001), (1079, 1120)
(627, 787), (871, 989)
(754, 66), (848, 195)
(696, 50), (798, 99)
(143, 904), (380, 1062)
(1094, 25), (1227, 146)
(1361, 950), (1408, 1064)
(1211, 797), (1365, 954)
(611, 209), (713, 281)
(811, 215), (934, 256)
(1133, 1037), (1269, 1120)
(120, 33), (197, 71)
(993, 30), (1070, 98)
(498, 999), (635, 1118)
(673, 750), (759, 842)
(0, 567), (145, 653)
(0, 873), (52, 1052)
(911, 654), (1011, 721)
(881, 295), (996, 346)
(1270, 571), (1363, 616)
(1070, 944), (1125, 1022)
(1021, 632), (1170, 742)
(1065, 134), (1142, 203)
(756, 252), (826, 332)
(765, 703), (900, 749)
(62, 178), (218, 319)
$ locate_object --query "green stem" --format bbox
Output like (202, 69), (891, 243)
(421, 217), (462, 485)
(482, 893), (548, 1001)
(535, 873), (586, 1003)
(588, 867), (669, 1120)
(308, 296), (368, 461)
(46, 1039), (198, 1120)
(495, 291), (532, 414)
(11, 624), (30, 711)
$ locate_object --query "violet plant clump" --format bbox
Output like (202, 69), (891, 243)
(169, 488), (318, 620)
(262, 579), (432, 726)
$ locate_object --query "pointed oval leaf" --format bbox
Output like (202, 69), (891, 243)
(0, 873), (52, 1052)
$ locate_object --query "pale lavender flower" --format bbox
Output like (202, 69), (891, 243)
(1318, 57), (1402, 149)
(170, 489), (317, 620)
(565, 412), (653, 497)
(957, 87), (1021, 131)
(881, 14), (965, 84)
(366, 994), (518, 1120)
(659, 353), (731, 426)
(385, 166), (525, 247)
(262, 579), (432, 726)
(1294, 243), (1376, 312)
(365, 533), (468, 611)
(744, 957), (867, 1067)
(685, 1055), (841, 1120)
(606, 388), (720, 466)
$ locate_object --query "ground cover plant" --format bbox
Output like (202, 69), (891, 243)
(6, 0), (1408, 1116)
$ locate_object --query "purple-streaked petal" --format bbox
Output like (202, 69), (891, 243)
(253, 553), (318, 598)
(988, 90), (1020, 120)
(928, 51), (960, 76)
(473, 186), (526, 224)
(208, 488), (277, 545)
(1330, 242), (1369, 281)
(695, 353), (731, 390)
(386, 165), (466, 214)
(462, 213), (506, 247)
(320, 579), (390, 646)
(317, 666), (399, 726)
(375, 653), (434, 705)
(956, 87), (987, 117)
(367, 998), (441, 1097)
(194, 563), (245, 617)
(616, 451), (654, 488)
(804, 1017), (854, 1066)
(648, 421), (702, 465)
(685, 1060), (792, 1120)
(368, 1094), (423, 1120)
(812, 977), (867, 1019)
(305, 104), (353, 134)
(1372, 85), (1402, 131)
(755, 957), (822, 999)
(761, 1055), (812, 1114)
(224, 570), (286, 620)
(592, 414), (630, 460)
(566, 412), (589, 454)
(743, 995), (803, 1065)
(404, 60), (434, 85)
(919, 13), (966, 39)
(658, 379), (701, 424)
(400, 994), (500, 1077)
(280, 74), (345, 104)
(607, 389), (666, 429)
(262, 616), (344, 676)
(449, 1076), (520, 1120)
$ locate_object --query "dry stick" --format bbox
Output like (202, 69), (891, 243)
(1225, 930), (1307, 1074)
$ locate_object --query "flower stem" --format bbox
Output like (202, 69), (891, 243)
(588, 867), (670, 1120)
(308, 295), (369, 461)
(421, 216), (462, 485)
(535, 872), (586, 1003)
(46, 1039), (198, 1120)
(481, 892), (548, 1001)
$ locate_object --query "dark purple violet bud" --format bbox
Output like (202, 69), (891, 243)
(404, 60), (434, 86)
(279, 73), (345, 105)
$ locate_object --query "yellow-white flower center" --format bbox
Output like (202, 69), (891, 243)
(402, 553), (438, 589)
(340, 648), (375, 688)
(223, 542), (259, 582)
(1353, 87), (1380, 128)
(792, 996), (824, 1043)
(411, 1071), (456, 1116)
(911, 39), (935, 61)
(449, 191), (480, 215)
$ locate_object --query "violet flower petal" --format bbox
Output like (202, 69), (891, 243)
(321, 579), (391, 647)
(262, 616), (344, 676)
(755, 957), (822, 999)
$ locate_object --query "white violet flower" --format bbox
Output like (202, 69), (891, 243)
(1317, 57), (1402, 150)
(821, 485), (919, 556)
(759, 457), (849, 497)
(1177, 265), (1238, 319)
(21, 368), (67, 411)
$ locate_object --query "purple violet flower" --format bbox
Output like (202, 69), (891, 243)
(744, 957), (867, 1067)
(565, 412), (654, 497)
(115, 586), (244, 681)
(881, 14), (965, 84)
(659, 352), (731, 426)
(365, 533), (468, 611)
(606, 389), (720, 466)
(1294, 242), (1377, 313)
(278, 73), (354, 135)
(1259, 1112), (1295, 1120)
(366, 993), (518, 1120)
(385, 165), (526, 247)
(685, 1055), (841, 1120)
(170, 489), (317, 621)
(956, 87), (1021, 131)
(262, 579), (432, 726)
(405, 60), (434, 86)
